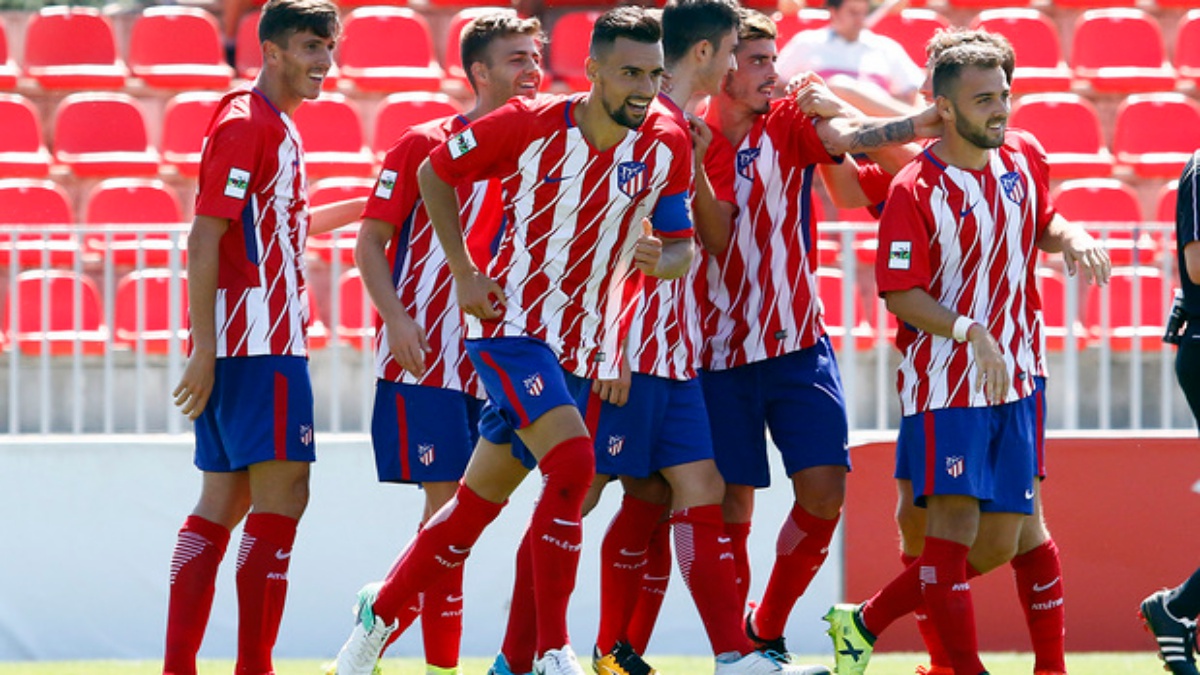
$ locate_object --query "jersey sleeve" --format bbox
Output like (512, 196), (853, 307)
(1013, 130), (1057, 239)
(428, 100), (526, 186)
(771, 99), (840, 167)
(1179, 154), (1200, 250)
(195, 117), (265, 221)
(363, 128), (440, 227)
(703, 134), (738, 209)
(856, 159), (894, 214)
(651, 123), (695, 239)
(875, 172), (933, 296)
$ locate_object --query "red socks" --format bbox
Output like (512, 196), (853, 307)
(164, 515), (230, 675)
(501, 529), (538, 674)
(904, 553), (952, 669)
(919, 537), (984, 675)
(421, 565), (465, 670)
(627, 518), (672, 654)
(752, 504), (840, 640)
(529, 435), (596, 654)
(373, 484), (505, 623)
(724, 521), (752, 611)
(860, 554), (925, 637)
(1012, 539), (1066, 673)
(596, 494), (668, 652)
(234, 512), (297, 675)
(673, 505), (755, 656)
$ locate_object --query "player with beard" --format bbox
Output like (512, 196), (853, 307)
(331, 8), (694, 675)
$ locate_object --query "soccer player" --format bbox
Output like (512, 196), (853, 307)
(352, 11), (544, 675)
(332, 8), (695, 675)
(162, 1), (353, 674)
(1139, 150), (1200, 675)
(698, 8), (938, 660)
(823, 40), (1057, 675)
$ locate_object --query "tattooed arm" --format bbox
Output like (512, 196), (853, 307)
(814, 104), (942, 157)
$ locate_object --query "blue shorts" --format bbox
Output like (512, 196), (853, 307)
(371, 380), (481, 484)
(701, 335), (850, 488)
(583, 374), (714, 478)
(896, 394), (1038, 515)
(466, 336), (590, 470)
(895, 376), (1048, 481)
(195, 356), (316, 472)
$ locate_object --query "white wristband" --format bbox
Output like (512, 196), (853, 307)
(952, 315), (975, 343)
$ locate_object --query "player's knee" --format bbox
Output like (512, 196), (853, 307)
(968, 537), (1019, 574)
(895, 504), (925, 556)
(543, 435), (595, 495)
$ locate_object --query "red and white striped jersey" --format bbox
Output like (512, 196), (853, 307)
(699, 98), (839, 371)
(876, 129), (1055, 415)
(363, 114), (504, 396)
(428, 95), (694, 380)
(194, 88), (311, 358)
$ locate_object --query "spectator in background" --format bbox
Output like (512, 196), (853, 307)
(221, 0), (267, 66)
(776, 0), (925, 116)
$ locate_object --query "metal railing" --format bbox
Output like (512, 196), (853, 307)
(0, 221), (1190, 434)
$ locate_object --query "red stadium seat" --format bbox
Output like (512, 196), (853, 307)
(291, 94), (376, 179)
(1008, 94), (1113, 179)
(0, 94), (51, 178)
(774, 9), (830, 47)
(114, 269), (188, 354)
(84, 179), (184, 268)
(53, 93), (160, 178)
(308, 177), (373, 267)
(549, 11), (601, 92)
(870, 9), (950, 67)
(1083, 266), (1168, 350)
(1036, 268), (1085, 351)
(0, 21), (19, 89)
(1158, 0), (1200, 9)
(1112, 93), (1200, 179)
(335, 268), (375, 349)
(338, 8), (443, 93)
(161, 92), (222, 179)
(1175, 10), (1200, 88)
(128, 7), (233, 90)
(969, 9), (1070, 94)
(1051, 179), (1157, 266)
(1157, 181), (1178, 223)
(373, 92), (462, 158)
(23, 6), (127, 89)
(1070, 9), (1175, 94)
(444, 7), (511, 84)
(236, 11), (340, 89)
(2, 270), (107, 356)
(0, 179), (79, 267)
(946, 0), (1029, 11)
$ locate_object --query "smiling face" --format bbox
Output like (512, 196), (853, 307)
(940, 64), (1010, 150)
(722, 37), (777, 115)
(478, 33), (543, 101)
(590, 36), (665, 129)
(269, 28), (336, 105)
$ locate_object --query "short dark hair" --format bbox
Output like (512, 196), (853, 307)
(736, 8), (777, 44)
(930, 41), (1008, 98)
(925, 28), (1014, 83)
(661, 0), (739, 66)
(460, 11), (544, 91)
(590, 6), (662, 59)
(258, 0), (339, 46)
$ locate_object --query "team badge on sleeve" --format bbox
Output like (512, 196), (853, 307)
(736, 148), (760, 181)
(617, 161), (648, 198)
(448, 128), (477, 159)
(888, 241), (912, 270)
(1000, 172), (1026, 205)
(375, 169), (398, 199)
(224, 168), (250, 199)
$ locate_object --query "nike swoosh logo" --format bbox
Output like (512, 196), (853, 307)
(445, 594), (464, 603)
(275, 549), (291, 560)
(448, 544), (471, 555)
(1032, 577), (1060, 593)
(1025, 489), (1035, 499)
(960, 202), (976, 218)
(717, 536), (731, 544)
(543, 174), (576, 183)
(619, 548), (648, 557)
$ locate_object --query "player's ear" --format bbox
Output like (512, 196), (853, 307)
(935, 95), (953, 121)
(585, 55), (599, 83)
(262, 38), (280, 66)
(469, 60), (488, 86)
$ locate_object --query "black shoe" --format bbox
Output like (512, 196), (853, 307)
(745, 604), (790, 663)
(1141, 589), (1200, 675)
(593, 641), (655, 675)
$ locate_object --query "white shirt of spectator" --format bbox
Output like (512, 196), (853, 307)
(776, 27), (926, 99)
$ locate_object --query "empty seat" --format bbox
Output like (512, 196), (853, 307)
(1070, 9), (1175, 94)
(335, 268), (375, 349)
(2, 270), (107, 356)
(1083, 266), (1168, 350)
(0, 20), (19, 89)
(373, 92), (462, 157)
(1175, 10), (1200, 88)
(1052, 178), (1156, 265)
(0, 94), (51, 178)
(236, 10), (339, 89)
(114, 269), (188, 354)
(549, 11), (600, 92)
(969, 9), (1070, 94)
(338, 8), (443, 93)
(1008, 94), (1113, 179)
(1112, 93), (1200, 179)
(161, 92), (222, 179)
(774, 8), (830, 47)
(0, 179), (79, 267)
(870, 9), (950, 67)
(308, 177), (373, 267)
(84, 179), (184, 267)
(947, 0), (1029, 11)
(53, 93), (160, 178)
(1036, 268), (1086, 351)
(128, 6), (233, 90)
(292, 94), (376, 178)
(23, 6), (128, 89)
(444, 7), (511, 84)
(1157, 180), (1178, 223)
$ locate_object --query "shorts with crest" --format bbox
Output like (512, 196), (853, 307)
(371, 380), (481, 484)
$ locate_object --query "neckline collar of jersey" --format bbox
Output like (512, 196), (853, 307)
(252, 87), (284, 117)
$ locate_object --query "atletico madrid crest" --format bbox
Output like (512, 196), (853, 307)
(1000, 172), (1026, 205)
(607, 435), (625, 456)
(418, 443), (435, 466)
(945, 455), (965, 478)
(617, 161), (648, 198)
(736, 148), (760, 181)
(524, 373), (545, 397)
